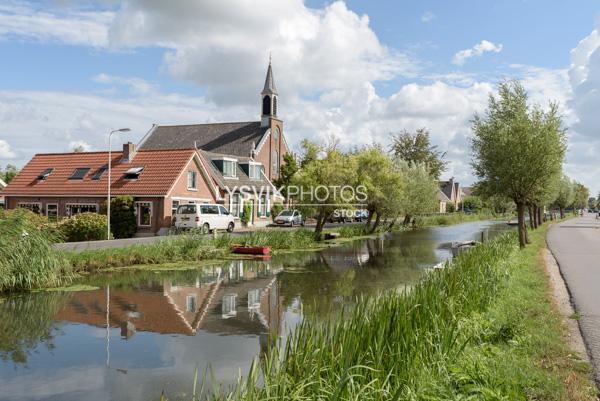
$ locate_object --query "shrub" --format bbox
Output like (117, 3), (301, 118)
(447, 202), (456, 213)
(240, 203), (252, 225)
(0, 209), (73, 291)
(110, 196), (136, 239)
(59, 213), (108, 242)
(270, 203), (284, 222)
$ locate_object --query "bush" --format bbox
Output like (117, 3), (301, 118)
(110, 196), (136, 239)
(270, 203), (284, 222)
(447, 202), (456, 213)
(59, 213), (108, 242)
(241, 203), (252, 225)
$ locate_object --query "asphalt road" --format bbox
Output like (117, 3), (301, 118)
(547, 213), (600, 386)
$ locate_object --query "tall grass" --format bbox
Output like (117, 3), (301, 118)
(415, 211), (506, 227)
(168, 233), (517, 400)
(0, 210), (73, 292)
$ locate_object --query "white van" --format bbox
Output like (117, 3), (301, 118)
(173, 204), (235, 233)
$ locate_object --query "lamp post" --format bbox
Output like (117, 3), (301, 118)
(107, 128), (131, 239)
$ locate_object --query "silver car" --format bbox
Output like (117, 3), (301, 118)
(274, 209), (305, 227)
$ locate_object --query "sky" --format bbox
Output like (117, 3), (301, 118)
(0, 0), (599, 194)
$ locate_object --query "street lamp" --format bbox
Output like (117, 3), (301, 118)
(107, 128), (131, 239)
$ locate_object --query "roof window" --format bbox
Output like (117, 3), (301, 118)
(92, 166), (108, 180)
(124, 166), (144, 180)
(37, 168), (54, 180)
(69, 167), (90, 180)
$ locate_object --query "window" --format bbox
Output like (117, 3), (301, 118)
(37, 168), (53, 180)
(135, 202), (152, 227)
(92, 166), (107, 180)
(65, 203), (98, 216)
(258, 194), (267, 217)
(46, 204), (58, 222)
(124, 167), (144, 180)
(69, 167), (90, 180)
(18, 202), (41, 214)
(273, 127), (279, 141)
(223, 160), (237, 178)
(230, 193), (241, 217)
(262, 95), (271, 115)
(273, 96), (277, 116)
(222, 294), (237, 319)
(272, 150), (279, 176)
(186, 295), (197, 312)
(171, 200), (180, 216)
(248, 164), (262, 180)
(187, 171), (197, 190)
(200, 205), (219, 215)
(218, 205), (229, 215)
(177, 204), (196, 214)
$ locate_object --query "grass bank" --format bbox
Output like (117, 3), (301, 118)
(167, 223), (595, 401)
(416, 211), (506, 227)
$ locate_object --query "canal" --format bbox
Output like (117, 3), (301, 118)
(0, 220), (512, 401)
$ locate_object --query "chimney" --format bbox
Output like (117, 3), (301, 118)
(122, 142), (136, 163)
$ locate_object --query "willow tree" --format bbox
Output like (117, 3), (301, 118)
(554, 175), (574, 218)
(397, 160), (439, 226)
(471, 81), (567, 247)
(572, 182), (590, 211)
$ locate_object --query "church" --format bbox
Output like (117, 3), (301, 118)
(2, 62), (289, 235)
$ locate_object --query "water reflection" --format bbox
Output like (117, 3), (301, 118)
(0, 220), (512, 401)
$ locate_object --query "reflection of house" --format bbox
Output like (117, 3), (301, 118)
(321, 241), (373, 272)
(55, 261), (283, 337)
(439, 177), (462, 209)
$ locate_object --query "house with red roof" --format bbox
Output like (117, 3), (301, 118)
(3, 62), (287, 235)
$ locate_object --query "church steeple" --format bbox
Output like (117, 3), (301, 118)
(261, 60), (278, 127)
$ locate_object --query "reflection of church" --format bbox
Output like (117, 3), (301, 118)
(55, 260), (283, 338)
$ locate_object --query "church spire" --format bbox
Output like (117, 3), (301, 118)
(261, 60), (278, 127)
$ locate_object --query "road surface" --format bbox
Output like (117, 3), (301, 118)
(547, 213), (600, 385)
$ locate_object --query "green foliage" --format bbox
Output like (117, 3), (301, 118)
(270, 203), (284, 221)
(461, 195), (483, 211)
(240, 203), (252, 225)
(110, 196), (136, 239)
(471, 80), (567, 247)
(571, 181), (590, 210)
(446, 202), (456, 213)
(390, 127), (447, 179)
(0, 209), (73, 292)
(273, 153), (298, 198)
(398, 160), (439, 217)
(0, 164), (19, 184)
(59, 212), (108, 242)
(554, 175), (573, 212)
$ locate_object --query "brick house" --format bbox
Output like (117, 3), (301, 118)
(3, 62), (287, 234)
(0, 178), (6, 207)
(439, 177), (462, 209)
(2, 145), (220, 235)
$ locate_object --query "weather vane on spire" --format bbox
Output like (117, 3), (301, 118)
(269, 51), (272, 64)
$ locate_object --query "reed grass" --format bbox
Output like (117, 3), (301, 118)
(0, 209), (74, 292)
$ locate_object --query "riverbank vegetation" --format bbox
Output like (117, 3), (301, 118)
(166, 224), (595, 401)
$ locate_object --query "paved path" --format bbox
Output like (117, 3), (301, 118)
(547, 213), (600, 385)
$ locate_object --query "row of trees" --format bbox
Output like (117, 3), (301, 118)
(470, 80), (586, 248)
(275, 131), (446, 238)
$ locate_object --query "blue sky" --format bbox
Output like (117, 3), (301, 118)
(0, 0), (599, 193)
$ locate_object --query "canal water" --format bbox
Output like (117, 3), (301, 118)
(0, 220), (512, 401)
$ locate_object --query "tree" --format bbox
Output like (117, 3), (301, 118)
(109, 196), (136, 239)
(291, 140), (358, 238)
(554, 175), (573, 219)
(471, 80), (567, 247)
(571, 182), (590, 211)
(461, 195), (483, 212)
(273, 153), (298, 199)
(1, 164), (19, 184)
(589, 197), (598, 210)
(72, 145), (86, 153)
(390, 128), (447, 179)
(355, 146), (404, 232)
(397, 161), (438, 226)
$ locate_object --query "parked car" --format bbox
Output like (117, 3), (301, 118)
(328, 209), (352, 223)
(354, 209), (369, 222)
(274, 209), (305, 226)
(173, 203), (235, 233)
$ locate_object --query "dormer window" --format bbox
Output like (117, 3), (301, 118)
(248, 163), (262, 180)
(124, 166), (144, 180)
(37, 168), (54, 180)
(223, 160), (237, 178)
(69, 167), (90, 180)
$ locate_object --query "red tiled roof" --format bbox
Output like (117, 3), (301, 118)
(3, 149), (196, 196)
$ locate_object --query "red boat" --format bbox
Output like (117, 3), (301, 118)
(231, 244), (271, 255)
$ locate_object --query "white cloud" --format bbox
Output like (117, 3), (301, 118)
(0, 2), (112, 47)
(452, 40), (503, 66)
(93, 73), (157, 95)
(68, 140), (93, 152)
(0, 139), (16, 159)
(421, 11), (436, 23)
